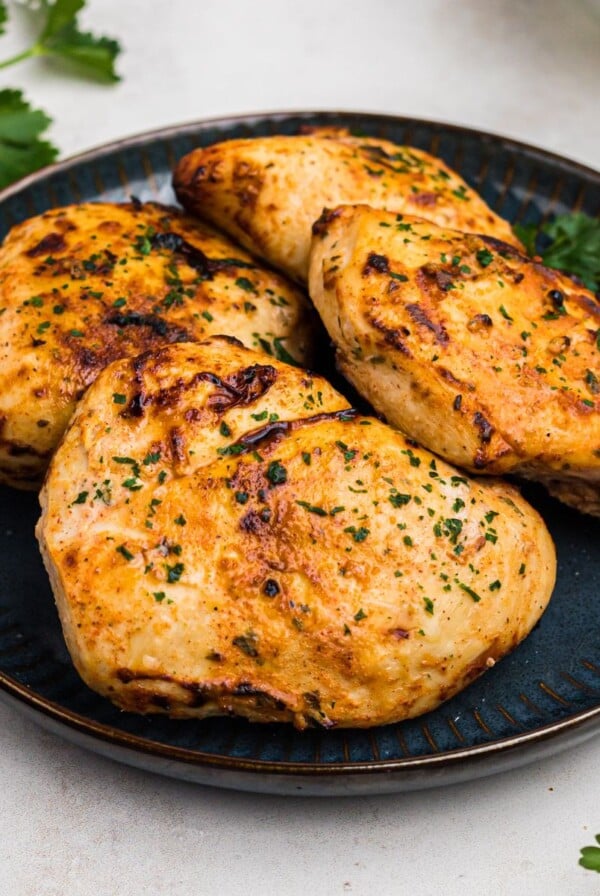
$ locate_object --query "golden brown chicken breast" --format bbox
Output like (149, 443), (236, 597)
(173, 127), (519, 283)
(309, 204), (600, 515)
(37, 337), (555, 729)
(0, 200), (315, 489)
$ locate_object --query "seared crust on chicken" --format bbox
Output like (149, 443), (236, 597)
(309, 205), (600, 515)
(0, 201), (315, 489)
(173, 127), (519, 283)
(37, 337), (555, 729)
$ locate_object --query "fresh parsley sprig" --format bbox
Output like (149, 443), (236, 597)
(0, 87), (57, 187)
(514, 212), (600, 293)
(0, 0), (121, 81)
(0, 0), (122, 188)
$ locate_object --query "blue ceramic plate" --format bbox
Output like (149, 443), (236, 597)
(0, 112), (599, 796)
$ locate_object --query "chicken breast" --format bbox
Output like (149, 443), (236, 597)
(309, 204), (600, 515)
(173, 127), (519, 283)
(0, 200), (315, 489)
(37, 337), (555, 729)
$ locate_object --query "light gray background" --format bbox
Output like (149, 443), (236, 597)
(0, 1), (599, 894)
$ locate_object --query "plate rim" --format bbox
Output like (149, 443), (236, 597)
(0, 109), (598, 209)
(1, 668), (600, 778)
(1, 109), (599, 785)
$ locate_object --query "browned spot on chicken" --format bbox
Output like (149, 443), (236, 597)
(26, 232), (67, 257)
(405, 303), (449, 345)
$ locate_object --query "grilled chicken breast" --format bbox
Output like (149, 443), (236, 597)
(309, 205), (600, 515)
(173, 127), (519, 283)
(0, 201), (315, 489)
(37, 337), (555, 729)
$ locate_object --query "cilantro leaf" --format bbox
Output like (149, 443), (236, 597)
(512, 222), (537, 256)
(542, 214), (600, 291)
(37, 0), (121, 83)
(0, 89), (58, 189)
(0, 2), (8, 36)
(42, 23), (121, 82)
(39, 0), (85, 41)
(514, 213), (600, 292)
(579, 836), (600, 873)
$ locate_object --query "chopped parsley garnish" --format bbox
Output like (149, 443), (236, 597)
(217, 444), (244, 456)
(112, 393), (127, 404)
(235, 277), (257, 293)
(266, 460), (287, 485)
(71, 490), (88, 505)
(585, 370), (599, 394)
(122, 478), (143, 491)
(174, 514), (187, 526)
(476, 248), (494, 268)
(389, 492), (411, 507)
(116, 544), (134, 561)
(344, 525), (370, 543)
(295, 500), (327, 516)
(335, 440), (357, 462)
(166, 562), (184, 583)
(353, 608), (367, 622)
(459, 582), (481, 602)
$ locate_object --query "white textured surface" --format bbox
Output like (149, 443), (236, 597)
(0, 1), (599, 894)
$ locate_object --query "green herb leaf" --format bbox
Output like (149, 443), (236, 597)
(36, 0), (121, 83)
(271, 337), (298, 366)
(266, 460), (287, 486)
(116, 544), (134, 562)
(0, 89), (58, 189)
(579, 837), (600, 873)
(39, 0), (85, 41)
(296, 500), (327, 516)
(476, 248), (494, 268)
(515, 213), (600, 292)
(513, 222), (537, 256)
(166, 562), (184, 583)
(0, 2), (8, 36)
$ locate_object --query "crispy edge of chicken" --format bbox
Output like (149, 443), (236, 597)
(37, 337), (556, 729)
(172, 127), (520, 284)
(0, 201), (316, 489)
(308, 204), (600, 515)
